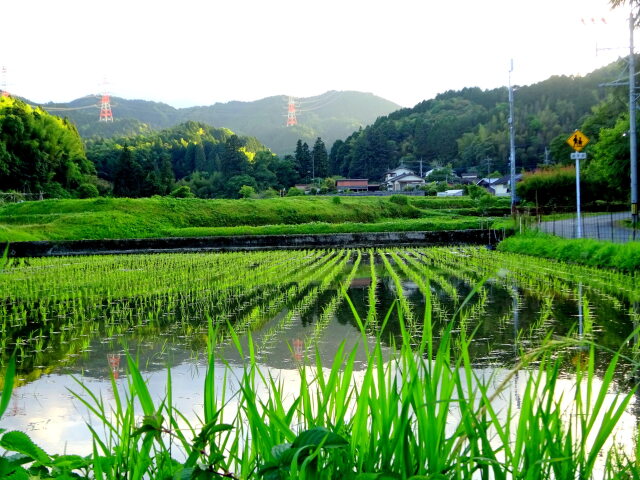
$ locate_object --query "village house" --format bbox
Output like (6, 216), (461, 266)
(485, 174), (523, 196)
(383, 167), (425, 192)
(335, 179), (369, 193)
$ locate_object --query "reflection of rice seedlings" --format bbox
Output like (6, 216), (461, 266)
(380, 250), (416, 327)
(404, 249), (462, 303)
(258, 250), (349, 352)
(366, 249), (379, 330)
(309, 250), (362, 345)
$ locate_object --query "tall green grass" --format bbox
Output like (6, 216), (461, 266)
(497, 231), (640, 272)
(1, 294), (638, 478)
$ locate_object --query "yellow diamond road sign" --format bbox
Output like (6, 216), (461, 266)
(567, 130), (590, 151)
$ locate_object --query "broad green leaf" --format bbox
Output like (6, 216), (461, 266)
(271, 442), (292, 460)
(52, 454), (89, 470)
(292, 427), (348, 449)
(0, 457), (29, 480)
(0, 431), (51, 466)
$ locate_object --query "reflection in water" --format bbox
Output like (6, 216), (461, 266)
(511, 283), (521, 409)
(1, 248), (638, 460)
(106, 353), (121, 379)
(291, 338), (304, 362)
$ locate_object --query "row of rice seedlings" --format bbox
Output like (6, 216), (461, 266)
(420, 248), (639, 368)
(365, 248), (379, 331)
(421, 247), (625, 328)
(383, 250), (434, 340)
(379, 250), (416, 330)
(257, 251), (352, 352)
(402, 248), (463, 303)
(2, 249), (307, 313)
(391, 248), (487, 339)
(476, 249), (629, 339)
(419, 247), (563, 302)
(308, 250), (363, 345)
(474, 247), (637, 303)
(135, 249), (344, 348)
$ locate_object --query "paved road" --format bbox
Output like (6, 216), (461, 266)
(538, 212), (638, 243)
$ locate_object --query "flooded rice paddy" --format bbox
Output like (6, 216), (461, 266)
(1, 247), (639, 455)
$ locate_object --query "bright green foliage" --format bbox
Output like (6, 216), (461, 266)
(497, 231), (640, 272)
(585, 117), (631, 201)
(516, 165), (580, 207)
(286, 187), (304, 197)
(239, 184), (256, 198)
(169, 185), (195, 198)
(0, 97), (97, 198)
(0, 195), (510, 242)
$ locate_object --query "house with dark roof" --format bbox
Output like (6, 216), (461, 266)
(487, 174), (523, 196)
(336, 179), (369, 193)
(383, 167), (425, 192)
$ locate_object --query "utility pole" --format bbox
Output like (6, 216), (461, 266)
(629, 11), (638, 237)
(508, 59), (517, 214)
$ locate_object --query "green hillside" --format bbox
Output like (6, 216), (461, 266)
(33, 91), (400, 155)
(0, 196), (510, 242)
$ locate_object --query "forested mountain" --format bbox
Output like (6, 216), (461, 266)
(328, 59), (629, 181)
(34, 91), (400, 155)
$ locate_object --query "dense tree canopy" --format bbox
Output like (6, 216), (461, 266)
(0, 97), (97, 197)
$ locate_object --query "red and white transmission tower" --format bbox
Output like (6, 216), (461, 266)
(286, 96), (297, 126)
(99, 80), (113, 122)
(1, 66), (9, 97)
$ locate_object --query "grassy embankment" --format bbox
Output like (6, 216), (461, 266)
(0, 195), (510, 242)
(497, 230), (640, 272)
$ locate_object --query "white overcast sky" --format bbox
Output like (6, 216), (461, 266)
(0, 0), (632, 108)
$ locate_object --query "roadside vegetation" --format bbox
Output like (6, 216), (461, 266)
(497, 230), (640, 272)
(0, 196), (510, 242)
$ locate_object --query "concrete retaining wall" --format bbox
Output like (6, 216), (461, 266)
(6, 229), (508, 257)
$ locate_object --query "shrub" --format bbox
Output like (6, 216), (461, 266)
(286, 187), (304, 197)
(169, 185), (195, 198)
(238, 185), (256, 199)
(259, 188), (279, 199)
(76, 183), (99, 199)
(390, 194), (409, 205)
(466, 184), (488, 200)
(332, 196), (341, 205)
